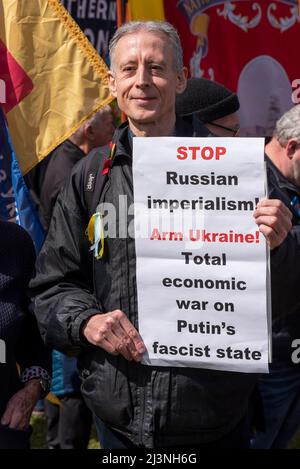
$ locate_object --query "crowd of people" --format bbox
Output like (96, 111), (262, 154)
(1, 19), (300, 450)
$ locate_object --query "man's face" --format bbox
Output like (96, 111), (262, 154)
(109, 31), (186, 132)
(205, 112), (240, 137)
(288, 140), (300, 186)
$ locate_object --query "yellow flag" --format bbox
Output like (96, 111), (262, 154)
(0, 0), (114, 174)
(128, 0), (165, 21)
(46, 392), (62, 407)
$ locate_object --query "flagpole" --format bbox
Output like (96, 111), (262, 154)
(116, 0), (124, 28)
(116, 0), (127, 122)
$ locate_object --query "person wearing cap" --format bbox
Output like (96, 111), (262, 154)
(176, 77), (240, 137)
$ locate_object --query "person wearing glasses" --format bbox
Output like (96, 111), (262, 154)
(176, 77), (240, 137)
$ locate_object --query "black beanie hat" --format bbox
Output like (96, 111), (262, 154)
(176, 77), (240, 122)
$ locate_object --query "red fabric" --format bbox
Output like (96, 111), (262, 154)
(164, 0), (300, 91)
(102, 158), (111, 175)
(0, 39), (33, 113)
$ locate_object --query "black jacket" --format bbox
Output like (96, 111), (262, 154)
(0, 221), (51, 419)
(266, 156), (300, 364)
(40, 139), (86, 230)
(30, 123), (298, 447)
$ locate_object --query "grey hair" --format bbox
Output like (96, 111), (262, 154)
(274, 105), (300, 145)
(109, 21), (183, 73)
(72, 106), (111, 139)
(86, 105), (111, 127)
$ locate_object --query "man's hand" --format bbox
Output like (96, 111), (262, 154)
(1, 380), (41, 430)
(82, 310), (146, 362)
(254, 199), (292, 249)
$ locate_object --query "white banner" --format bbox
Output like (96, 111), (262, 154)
(133, 137), (269, 373)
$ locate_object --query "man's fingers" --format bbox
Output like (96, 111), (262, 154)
(7, 411), (23, 430)
(107, 312), (145, 361)
(258, 224), (282, 248)
(83, 310), (146, 362)
(103, 328), (135, 361)
(254, 206), (292, 226)
(117, 312), (146, 354)
(110, 327), (139, 361)
(1, 395), (29, 430)
(256, 199), (293, 219)
(255, 214), (291, 238)
(0, 406), (12, 426)
(254, 199), (292, 248)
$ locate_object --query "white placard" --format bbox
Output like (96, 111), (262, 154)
(133, 137), (269, 373)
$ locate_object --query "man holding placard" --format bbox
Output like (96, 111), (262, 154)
(31, 21), (292, 449)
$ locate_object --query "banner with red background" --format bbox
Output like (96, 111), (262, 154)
(164, 0), (300, 136)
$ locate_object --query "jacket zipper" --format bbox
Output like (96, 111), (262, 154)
(138, 381), (146, 446)
(107, 140), (148, 446)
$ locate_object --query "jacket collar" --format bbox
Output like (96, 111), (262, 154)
(110, 117), (195, 167)
(266, 155), (300, 196)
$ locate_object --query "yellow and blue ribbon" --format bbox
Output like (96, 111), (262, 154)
(86, 212), (104, 259)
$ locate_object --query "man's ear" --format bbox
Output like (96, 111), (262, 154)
(287, 139), (298, 159)
(108, 71), (117, 97)
(176, 67), (188, 95)
(84, 124), (94, 142)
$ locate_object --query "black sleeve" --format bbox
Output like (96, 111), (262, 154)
(29, 159), (102, 356)
(270, 225), (300, 319)
(40, 148), (82, 230)
(2, 223), (51, 374)
(15, 310), (52, 375)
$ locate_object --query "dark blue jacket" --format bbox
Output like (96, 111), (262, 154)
(50, 350), (80, 396)
(266, 156), (300, 364)
(0, 220), (51, 418)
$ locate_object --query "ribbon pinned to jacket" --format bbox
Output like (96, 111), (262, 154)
(86, 212), (104, 259)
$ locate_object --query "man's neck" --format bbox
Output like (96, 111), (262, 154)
(69, 136), (88, 155)
(128, 116), (176, 137)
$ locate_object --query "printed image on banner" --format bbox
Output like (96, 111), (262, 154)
(60, 0), (117, 61)
(165, 0), (299, 137)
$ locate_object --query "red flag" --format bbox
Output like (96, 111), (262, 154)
(0, 39), (33, 113)
(165, 0), (299, 136)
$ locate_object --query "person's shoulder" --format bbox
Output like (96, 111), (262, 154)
(72, 144), (110, 175)
(0, 220), (35, 271)
(46, 140), (84, 174)
(57, 145), (111, 209)
(0, 219), (34, 246)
